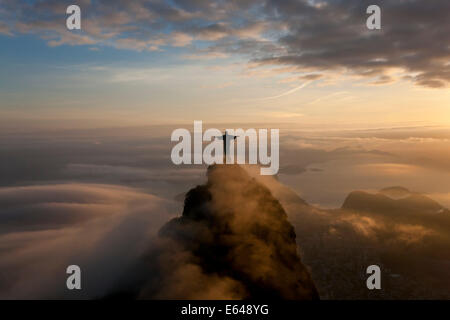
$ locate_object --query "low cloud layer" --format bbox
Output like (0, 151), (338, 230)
(0, 165), (319, 299)
(0, 183), (174, 299)
(1, 125), (450, 299)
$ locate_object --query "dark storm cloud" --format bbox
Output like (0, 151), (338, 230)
(255, 0), (450, 88)
(1, 0), (447, 87)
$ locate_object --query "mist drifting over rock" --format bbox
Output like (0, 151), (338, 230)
(138, 164), (319, 299)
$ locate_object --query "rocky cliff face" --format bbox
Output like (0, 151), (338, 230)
(149, 164), (319, 299)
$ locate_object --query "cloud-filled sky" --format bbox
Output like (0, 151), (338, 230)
(0, 0), (449, 127)
(1, 1), (450, 299)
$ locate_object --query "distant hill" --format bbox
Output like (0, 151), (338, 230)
(342, 187), (444, 215)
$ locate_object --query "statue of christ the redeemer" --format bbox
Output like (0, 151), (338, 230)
(216, 131), (238, 158)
